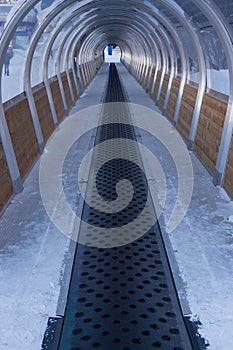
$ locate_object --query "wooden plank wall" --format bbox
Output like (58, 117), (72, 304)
(0, 141), (13, 211)
(224, 137), (233, 198)
(158, 74), (169, 111)
(61, 73), (73, 111)
(50, 78), (66, 123)
(152, 70), (162, 100)
(0, 61), (101, 213)
(166, 79), (180, 122)
(33, 84), (55, 143)
(194, 94), (227, 174)
(124, 59), (233, 198)
(176, 84), (197, 142)
(4, 96), (39, 179)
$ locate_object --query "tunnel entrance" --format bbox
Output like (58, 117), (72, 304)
(104, 45), (121, 63)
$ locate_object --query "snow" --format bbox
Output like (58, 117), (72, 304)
(104, 46), (121, 63)
(190, 69), (230, 95)
(118, 64), (233, 350)
(1, 60), (233, 349)
(0, 65), (108, 350)
(0, 163), (71, 350)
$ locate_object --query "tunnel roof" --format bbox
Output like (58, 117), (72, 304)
(0, 0), (233, 105)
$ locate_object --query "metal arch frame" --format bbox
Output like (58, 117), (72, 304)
(132, 11), (171, 96)
(58, 6), (138, 95)
(0, 3), (110, 193)
(158, 26), (176, 113)
(106, 35), (139, 72)
(0, 0), (91, 190)
(142, 8), (187, 121)
(41, 11), (133, 112)
(0, 0), (140, 191)
(82, 21), (153, 65)
(0, 0), (40, 192)
(148, 0), (206, 147)
(39, 0), (202, 138)
(61, 17), (153, 102)
(84, 25), (150, 71)
(23, 0), (86, 148)
(41, 13), (97, 121)
(4, 0), (232, 193)
(70, 0), (205, 146)
(131, 10), (171, 103)
(63, 19), (100, 103)
(191, 0), (233, 186)
(0, 0), (95, 192)
(82, 9), (177, 96)
(80, 30), (137, 70)
(94, 2), (206, 148)
(45, 6), (155, 95)
(75, 19), (154, 72)
(80, 25), (148, 84)
(24, 4), (98, 127)
(54, 16), (96, 113)
(76, 1), (157, 67)
(77, 23), (149, 76)
(150, 21), (175, 106)
(37, 6), (98, 126)
(34, 3), (153, 82)
(77, 11), (160, 70)
(70, 29), (110, 91)
(68, 28), (104, 87)
(22, 1), (166, 145)
(53, 17), (149, 107)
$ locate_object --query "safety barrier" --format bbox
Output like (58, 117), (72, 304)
(224, 139), (233, 196)
(124, 61), (233, 199)
(0, 142), (13, 212)
(194, 93), (227, 175)
(177, 84), (198, 143)
(166, 79), (180, 121)
(158, 73), (169, 111)
(0, 61), (102, 214)
(4, 94), (40, 179)
(33, 83), (55, 143)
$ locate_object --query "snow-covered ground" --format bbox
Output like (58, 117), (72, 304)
(190, 69), (230, 96)
(1, 62), (233, 350)
(0, 65), (109, 350)
(118, 64), (233, 350)
(0, 162), (71, 349)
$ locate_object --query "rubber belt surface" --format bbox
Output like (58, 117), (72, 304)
(58, 64), (193, 350)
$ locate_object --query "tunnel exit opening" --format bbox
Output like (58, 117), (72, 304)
(104, 44), (121, 63)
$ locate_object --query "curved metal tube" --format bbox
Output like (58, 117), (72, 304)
(192, 0), (233, 185)
(148, 0), (206, 148)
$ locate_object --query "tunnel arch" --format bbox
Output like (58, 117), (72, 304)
(0, 0), (233, 201)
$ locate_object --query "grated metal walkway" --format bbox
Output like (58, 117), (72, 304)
(57, 64), (193, 350)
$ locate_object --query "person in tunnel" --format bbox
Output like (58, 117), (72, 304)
(4, 47), (13, 76)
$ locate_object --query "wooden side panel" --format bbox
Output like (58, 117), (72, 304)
(158, 74), (169, 111)
(0, 141), (13, 211)
(33, 85), (55, 143)
(177, 84), (198, 142)
(166, 79), (180, 122)
(152, 70), (162, 101)
(61, 73), (73, 111)
(50, 78), (65, 123)
(4, 97), (39, 178)
(194, 94), (227, 174)
(224, 136), (233, 198)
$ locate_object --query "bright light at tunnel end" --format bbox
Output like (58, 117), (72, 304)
(39, 102), (194, 247)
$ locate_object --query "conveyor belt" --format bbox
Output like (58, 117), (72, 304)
(57, 63), (193, 350)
